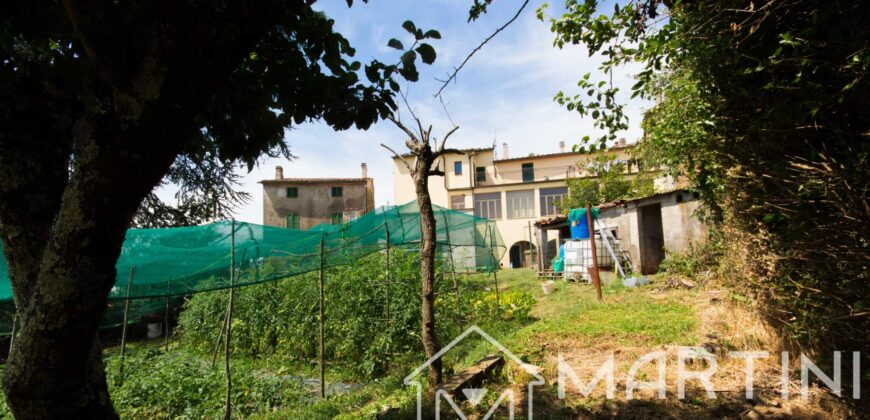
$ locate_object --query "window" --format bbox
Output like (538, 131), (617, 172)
(285, 213), (300, 229)
(474, 192), (502, 220)
(286, 187), (298, 198)
(450, 195), (466, 210)
(540, 186), (568, 216)
(521, 163), (534, 182)
(676, 194), (684, 203)
(454, 161), (463, 175)
(331, 186), (343, 197)
(506, 190), (535, 219)
(331, 212), (343, 225)
(475, 166), (486, 183)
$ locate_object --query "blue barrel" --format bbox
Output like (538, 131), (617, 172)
(568, 209), (591, 239)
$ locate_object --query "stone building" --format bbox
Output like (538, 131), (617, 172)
(260, 163), (375, 229)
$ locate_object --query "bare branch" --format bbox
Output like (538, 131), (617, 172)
(398, 89), (426, 139)
(439, 94), (457, 127)
(380, 143), (415, 175)
(387, 114), (420, 143)
(434, 0), (530, 98)
(430, 169), (446, 177)
(434, 125), (461, 155)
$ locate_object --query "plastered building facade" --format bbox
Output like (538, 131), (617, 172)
(392, 142), (653, 268)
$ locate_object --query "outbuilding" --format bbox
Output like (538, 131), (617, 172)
(533, 189), (706, 274)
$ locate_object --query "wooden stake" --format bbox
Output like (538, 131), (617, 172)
(211, 298), (231, 368)
(164, 278), (171, 352)
(224, 219), (236, 420)
(586, 204), (603, 302)
(441, 212), (463, 327)
(383, 212), (391, 325)
(487, 224), (501, 309)
(213, 248), (247, 368)
(527, 221), (535, 269)
(119, 266), (136, 385)
(318, 233), (326, 399)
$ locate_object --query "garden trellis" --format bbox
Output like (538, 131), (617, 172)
(0, 201), (505, 335)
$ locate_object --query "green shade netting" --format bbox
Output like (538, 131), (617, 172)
(0, 201), (505, 335)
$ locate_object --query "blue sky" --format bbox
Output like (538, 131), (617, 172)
(222, 0), (646, 223)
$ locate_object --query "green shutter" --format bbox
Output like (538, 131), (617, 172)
(286, 213), (299, 229)
(521, 163), (534, 182)
(475, 166), (486, 183)
(331, 186), (343, 197)
(331, 213), (343, 225)
(286, 187), (298, 198)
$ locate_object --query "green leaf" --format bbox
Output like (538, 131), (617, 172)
(402, 20), (417, 35)
(387, 38), (404, 50)
(399, 51), (418, 81)
(416, 43), (436, 64)
(424, 29), (441, 39)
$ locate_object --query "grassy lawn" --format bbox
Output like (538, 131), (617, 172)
(448, 269), (698, 375)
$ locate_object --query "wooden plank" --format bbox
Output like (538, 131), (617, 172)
(440, 355), (504, 400)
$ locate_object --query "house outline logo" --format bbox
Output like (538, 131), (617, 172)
(403, 325), (546, 419)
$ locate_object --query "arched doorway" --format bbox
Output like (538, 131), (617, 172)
(508, 241), (536, 268)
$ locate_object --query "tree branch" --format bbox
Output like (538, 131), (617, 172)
(61, 0), (101, 63)
(434, 0), (530, 98)
(381, 143), (415, 175)
(438, 126), (461, 152)
(386, 114), (420, 143)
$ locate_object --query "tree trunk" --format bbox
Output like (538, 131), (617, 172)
(2, 219), (126, 419)
(413, 158), (442, 386)
(0, 125), (178, 418)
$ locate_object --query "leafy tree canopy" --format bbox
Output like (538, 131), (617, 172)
(559, 152), (655, 211)
(542, 0), (869, 358)
(0, 0), (441, 416)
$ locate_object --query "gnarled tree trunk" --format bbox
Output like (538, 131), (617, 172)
(413, 151), (442, 386)
(383, 116), (461, 386)
(0, 125), (179, 418)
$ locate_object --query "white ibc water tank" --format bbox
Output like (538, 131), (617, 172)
(563, 239), (609, 266)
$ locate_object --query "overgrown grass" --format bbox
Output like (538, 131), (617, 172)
(0, 268), (701, 419)
(450, 270), (698, 371)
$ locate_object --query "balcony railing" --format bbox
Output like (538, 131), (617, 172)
(474, 161), (644, 186)
(475, 165), (575, 186)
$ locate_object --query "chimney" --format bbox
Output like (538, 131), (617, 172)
(502, 142), (510, 159)
(275, 166), (284, 180)
(618, 138), (627, 147)
(361, 162), (368, 179)
(559, 141), (566, 153)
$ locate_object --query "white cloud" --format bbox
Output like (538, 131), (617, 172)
(226, 3), (648, 224)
